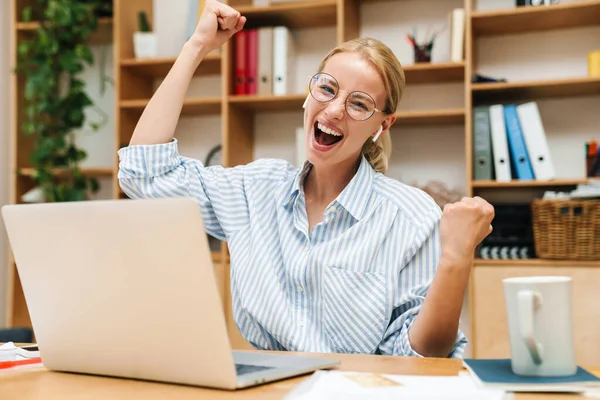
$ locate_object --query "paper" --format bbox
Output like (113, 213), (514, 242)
(284, 370), (508, 400)
(0, 342), (40, 361)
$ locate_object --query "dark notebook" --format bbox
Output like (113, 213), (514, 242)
(463, 359), (600, 393)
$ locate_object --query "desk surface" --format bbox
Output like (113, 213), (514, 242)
(1, 351), (598, 399)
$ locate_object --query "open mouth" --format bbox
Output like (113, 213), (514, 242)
(314, 121), (344, 148)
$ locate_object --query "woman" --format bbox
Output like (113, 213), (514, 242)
(118, 0), (494, 358)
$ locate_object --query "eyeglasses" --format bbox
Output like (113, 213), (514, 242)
(308, 72), (383, 121)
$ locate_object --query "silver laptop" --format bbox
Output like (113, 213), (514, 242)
(1, 197), (340, 389)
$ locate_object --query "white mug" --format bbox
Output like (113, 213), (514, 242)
(503, 276), (577, 377)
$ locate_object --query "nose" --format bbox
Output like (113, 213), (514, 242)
(325, 96), (345, 120)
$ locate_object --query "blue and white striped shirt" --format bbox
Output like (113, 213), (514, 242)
(117, 139), (467, 358)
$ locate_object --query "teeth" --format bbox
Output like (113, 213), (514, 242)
(318, 122), (342, 137)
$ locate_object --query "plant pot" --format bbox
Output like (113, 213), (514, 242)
(133, 32), (157, 59)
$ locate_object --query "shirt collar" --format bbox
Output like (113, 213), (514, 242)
(281, 160), (312, 208)
(335, 154), (374, 221)
(282, 154), (375, 221)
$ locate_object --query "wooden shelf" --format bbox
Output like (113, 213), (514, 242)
(395, 109), (465, 126)
(475, 258), (600, 267)
(472, 76), (600, 103)
(16, 17), (113, 46)
(228, 93), (305, 111)
(120, 53), (221, 77)
(120, 97), (222, 116)
(403, 62), (464, 84)
(471, 0), (600, 36)
(16, 16), (112, 30)
(472, 179), (588, 188)
(18, 167), (114, 177)
(237, 0), (337, 29)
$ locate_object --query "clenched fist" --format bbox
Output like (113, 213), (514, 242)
(191, 0), (246, 53)
(439, 196), (494, 265)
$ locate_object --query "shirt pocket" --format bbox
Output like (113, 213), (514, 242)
(323, 265), (388, 354)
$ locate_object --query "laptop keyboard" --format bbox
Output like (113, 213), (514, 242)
(235, 363), (274, 376)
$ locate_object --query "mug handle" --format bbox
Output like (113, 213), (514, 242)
(517, 290), (544, 365)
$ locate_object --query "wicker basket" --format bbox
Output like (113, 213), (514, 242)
(531, 198), (600, 260)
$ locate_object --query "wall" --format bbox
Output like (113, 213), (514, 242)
(0, 0), (10, 327)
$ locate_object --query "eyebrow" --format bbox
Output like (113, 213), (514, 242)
(349, 92), (372, 101)
(322, 76), (339, 89)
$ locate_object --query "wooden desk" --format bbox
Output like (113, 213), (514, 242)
(1, 351), (598, 399)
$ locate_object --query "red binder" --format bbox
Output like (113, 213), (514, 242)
(246, 29), (258, 95)
(234, 30), (247, 95)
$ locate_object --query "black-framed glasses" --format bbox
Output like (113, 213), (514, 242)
(308, 72), (383, 121)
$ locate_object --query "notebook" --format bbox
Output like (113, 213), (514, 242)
(463, 359), (600, 393)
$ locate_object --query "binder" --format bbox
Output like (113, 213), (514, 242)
(504, 104), (534, 180)
(234, 30), (248, 95)
(472, 106), (493, 180)
(258, 27), (274, 96)
(489, 104), (512, 182)
(246, 29), (258, 95)
(449, 9), (465, 62)
(273, 26), (296, 95)
(516, 102), (556, 181)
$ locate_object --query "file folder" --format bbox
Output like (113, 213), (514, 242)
(516, 102), (556, 181)
(489, 104), (512, 182)
(472, 106), (494, 180)
(504, 104), (534, 180)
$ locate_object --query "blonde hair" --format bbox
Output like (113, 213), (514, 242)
(317, 37), (405, 174)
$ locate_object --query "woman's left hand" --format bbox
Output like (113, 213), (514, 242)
(439, 196), (495, 266)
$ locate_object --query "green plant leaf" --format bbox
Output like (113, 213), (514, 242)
(22, 6), (32, 22)
(14, 0), (107, 203)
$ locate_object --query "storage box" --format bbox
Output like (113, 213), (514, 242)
(531, 199), (600, 260)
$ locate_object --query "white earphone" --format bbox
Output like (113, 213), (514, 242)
(372, 125), (383, 142)
(302, 94), (310, 109)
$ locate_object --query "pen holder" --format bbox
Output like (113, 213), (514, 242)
(413, 43), (433, 63)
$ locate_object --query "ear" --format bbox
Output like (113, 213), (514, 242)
(371, 114), (397, 142)
(381, 113), (397, 133)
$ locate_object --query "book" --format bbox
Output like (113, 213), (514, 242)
(463, 359), (600, 393)
(0, 342), (42, 371)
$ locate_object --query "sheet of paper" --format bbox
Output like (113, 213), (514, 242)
(285, 370), (509, 400)
(0, 342), (40, 361)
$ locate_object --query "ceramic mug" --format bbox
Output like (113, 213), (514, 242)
(503, 276), (577, 377)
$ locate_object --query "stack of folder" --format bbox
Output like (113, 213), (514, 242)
(233, 26), (296, 96)
(473, 102), (556, 182)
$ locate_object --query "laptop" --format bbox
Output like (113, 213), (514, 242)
(1, 197), (340, 389)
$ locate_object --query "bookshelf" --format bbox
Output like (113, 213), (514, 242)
(7, 0), (600, 363)
(471, 0), (600, 35)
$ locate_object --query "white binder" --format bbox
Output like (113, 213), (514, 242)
(516, 102), (556, 181)
(273, 26), (296, 95)
(449, 9), (465, 62)
(258, 27), (274, 96)
(489, 104), (512, 182)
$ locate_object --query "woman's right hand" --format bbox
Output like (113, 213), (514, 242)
(190, 0), (246, 54)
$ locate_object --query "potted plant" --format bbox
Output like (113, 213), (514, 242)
(133, 11), (157, 59)
(15, 0), (108, 202)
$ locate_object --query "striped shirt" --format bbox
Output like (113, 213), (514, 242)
(117, 139), (467, 358)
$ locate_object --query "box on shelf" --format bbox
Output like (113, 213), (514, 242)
(531, 198), (600, 260)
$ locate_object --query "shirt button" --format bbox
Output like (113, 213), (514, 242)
(299, 321), (304, 327)
(297, 285), (304, 292)
(330, 205), (337, 213)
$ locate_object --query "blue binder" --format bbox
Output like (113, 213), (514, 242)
(504, 104), (534, 180)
